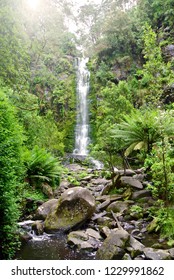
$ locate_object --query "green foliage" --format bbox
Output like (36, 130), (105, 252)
(0, 89), (24, 259)
(0, 3), (30, 88)
(151, 207), (174, 241)
(144, 110), (174, 204)
(24, 146), (62, 189)
(130, 205), (143, 218)
(89, 80), (134, 171)
(95, 62), (115, 85)
(23, 187), (46, 201)
(112, 109), (161, 158)
(136, 24), (174, 107)
(67, 176), (80, 186)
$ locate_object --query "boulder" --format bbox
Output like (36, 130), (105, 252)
(131, 190), (152, 200)
(86, 228), (102, 240)
(67, 231), (88, 245)
(44, 187), (95, 232)
(19, 232), (32, 243)
(96, 216), (113, 228)
(107, 201), (131, 214)
(121, 176), (143, 189)
(35, 199), (58, 220)
(143, 247), (171, 260)
(67, 229), (102, 251)
(96, 229), (130, 259)
(96, 194), (122, 202)
(128, 236), (145, 258)
(78, 242), (94, 251)
(123, 253), (132, 260)
(96, 199), (111, 211)
(118, 169), (136, 176)
(169, 248), (174, 259)
(91, 177), (109, 186)
(65, 163), (86, 172)
(100, 182), (113, 195)
(132, 174), (146, 182)
(100, 226), (112, 237)
(67, 235), (93, 251)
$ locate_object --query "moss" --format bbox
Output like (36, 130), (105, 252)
(44, 198), (95, 232)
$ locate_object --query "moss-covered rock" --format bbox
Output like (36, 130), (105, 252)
(35, 199), (58, 220)
(44, 187), (95, 232)
(96, 229), (130, 259)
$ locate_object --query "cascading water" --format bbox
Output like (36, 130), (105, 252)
(73, 57), (90, 156)
(73, 56), (103, 169)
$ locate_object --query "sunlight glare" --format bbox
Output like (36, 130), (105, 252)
(27, 0), (40, 10)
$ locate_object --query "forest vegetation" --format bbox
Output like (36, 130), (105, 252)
(0, 0), (174, 259)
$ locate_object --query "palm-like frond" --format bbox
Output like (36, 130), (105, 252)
(25, 146), (62, 187)
(112, 110), (162, 156)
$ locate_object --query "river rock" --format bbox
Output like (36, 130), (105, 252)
(131, 189), (152, 200)
(91, 177), (109, 186)
(67, 229), (102, 251)
(121, 176), (143, 189)
(96, 194), (122, 202)
(86, 228), (102, 240)
(143, 247), (171, 260)
(132, 174), (146, 182)
(100, 182), (113, 195)
(54, 180), (71, 197)
(67, 235), (93, 251)
(96, 229), (130, 259)
(169, 248), (174, 259)
(107, 201), (130, 214)
(123, 253), (132, 260)
(65, 164), (86, 172)
(67, 231), (88, 245)
(44, 187), (95, 232)
(78, 242), (94, 251)
(19, 232), (32, 243)
(32, 220), (44, 235)
(118, 169), (136, 176)
(35, 199), (58, 220)
(100, 226), (112, 237)
(96, 199), (111, 211)
(97, 216), (113, 228)
(128, 236), (145, 258)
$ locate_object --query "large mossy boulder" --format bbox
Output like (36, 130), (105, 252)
(44, 187), (95, 232)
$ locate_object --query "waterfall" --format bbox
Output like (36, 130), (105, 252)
(73, 57), (90, 156)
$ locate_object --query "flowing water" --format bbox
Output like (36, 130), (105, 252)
(73, 57), (90, 156)
(16, 221), (95, 260)
(73, 57), (103, 169)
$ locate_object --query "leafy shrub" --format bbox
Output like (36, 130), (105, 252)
(24, 146), (62, 189)
(150, 207), (174, 241)
(0, 89), (24, 259)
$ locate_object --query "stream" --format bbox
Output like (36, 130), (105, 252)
(16, 221), (95, 260)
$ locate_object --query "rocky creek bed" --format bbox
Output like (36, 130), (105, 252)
(17, 163), (174, 260)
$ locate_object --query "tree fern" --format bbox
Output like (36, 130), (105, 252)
(24, 146), (62, 188)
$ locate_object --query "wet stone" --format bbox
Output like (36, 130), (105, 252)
(86, 228), (103, 240)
